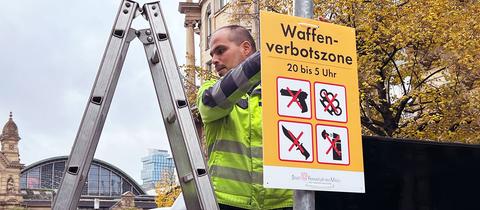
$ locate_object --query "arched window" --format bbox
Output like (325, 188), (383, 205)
(20, 157), (145, 197)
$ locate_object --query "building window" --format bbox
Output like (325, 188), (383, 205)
(111, 173), (121, 196)
(205, 4), (212, 49)
(82, 180), (88, 195)
(220, 0), (230, 9)
(27, 167), (40, 189)
(20, 159), (144, 196)
(20, 174), (27, 189)
(88, 165), (99, 195)
(122, 180), (132, 193)
(53, 161), (65, 189)
(41, 163), (53, 189)
(99, 167), (111, 196)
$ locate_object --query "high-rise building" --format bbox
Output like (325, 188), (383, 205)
(141, 149), (175, 191)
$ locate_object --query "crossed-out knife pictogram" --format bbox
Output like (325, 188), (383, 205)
(282, 125), (310, 160)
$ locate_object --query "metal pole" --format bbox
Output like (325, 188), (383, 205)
(293, 0), (314, 19)
(292, 1), (315, 208)
(254, 0), (260, 48)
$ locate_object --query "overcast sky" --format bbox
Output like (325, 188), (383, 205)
(0, 0), (191, 184)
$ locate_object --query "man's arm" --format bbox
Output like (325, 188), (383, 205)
(197, 51), (260, 123)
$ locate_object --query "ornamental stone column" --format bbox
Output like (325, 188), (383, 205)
(179, 1), (204, 147)
(179, 1), (201, 96)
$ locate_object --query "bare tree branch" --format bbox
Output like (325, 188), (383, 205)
(414, 66), (447, 89)
(361, 117), (387, 136)
(389, 54), (408, 94)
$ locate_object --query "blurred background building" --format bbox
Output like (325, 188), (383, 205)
(0, 113), (156, 209)
(141, 149), (175, 191)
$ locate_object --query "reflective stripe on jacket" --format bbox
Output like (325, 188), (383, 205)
(197, 52), (293, 209)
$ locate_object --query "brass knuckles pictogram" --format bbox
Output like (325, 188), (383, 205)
(319, 89), (342, 116)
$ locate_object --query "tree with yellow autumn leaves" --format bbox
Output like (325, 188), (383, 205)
(155, 169), (181, 207)
(220, 0), (480, 143)
(313, 0), (480, 143)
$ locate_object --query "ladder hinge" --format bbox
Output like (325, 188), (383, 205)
(167, 111), (176, 123)
(151, 51), (160, 64)
(181, 173), (194, 183)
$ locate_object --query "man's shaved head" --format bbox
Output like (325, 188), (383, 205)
(213, 25), (257, 53)
(209, 25), (256, 77)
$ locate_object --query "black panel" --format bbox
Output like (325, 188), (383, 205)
(315, 136), (480, 210)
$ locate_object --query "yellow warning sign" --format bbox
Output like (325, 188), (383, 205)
(261, 11), (365, 193)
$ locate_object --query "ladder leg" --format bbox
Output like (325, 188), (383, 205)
(139, 2), (219, 210)
(52, 1), (138, 209)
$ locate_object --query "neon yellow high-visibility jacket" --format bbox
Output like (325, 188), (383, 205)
(197, 52), (293, 209)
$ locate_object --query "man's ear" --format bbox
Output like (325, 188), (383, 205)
(240, 41), (253, 56)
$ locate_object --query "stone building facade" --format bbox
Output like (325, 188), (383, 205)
(0, 113), (23, 208)
(179, 0), (256, 78)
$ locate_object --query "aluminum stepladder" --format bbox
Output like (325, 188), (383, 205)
(52, 1), (218, 209)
